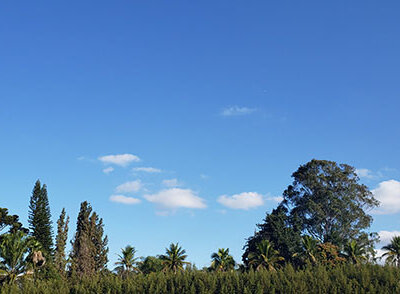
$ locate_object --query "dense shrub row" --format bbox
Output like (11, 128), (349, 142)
(1, 264), (399, 294)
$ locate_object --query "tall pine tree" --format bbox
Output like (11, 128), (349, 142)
(69, 201), (108, 276)
(28, 180), (53, 255)
(54, 208), (69, 274)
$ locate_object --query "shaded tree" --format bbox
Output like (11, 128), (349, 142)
(293, 235), (319, 265)
(210, 248), (235, 272)
(342, 240), (367, 265)
(54, 208), (69, 274)
(382, 236), (400, 267)
(248, 240), (284, 271)
(243, 204), (302, 266)
(159, 243), (189, 273)
(138, 256), (164, 274)
(28, 180), (53, 255)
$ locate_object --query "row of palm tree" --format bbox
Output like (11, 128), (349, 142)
(113, 236), (400, 275)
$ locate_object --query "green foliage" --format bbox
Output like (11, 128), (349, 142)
(159, 243), (189, 273)
(243, 204), (302, 266)
(54, 208), (69, 275)
(28, 180), (54, 255)
(210, 248), (235, 272)
(69, 201), (108, 277)
(1, 264), (400, 293)
(0, 208), (27, 234)
(248, 240), (284, 271)
(114, 245), (140, 275)
(382, 236), (400, 267)
(342, 240), (368, 265)
(138, 256), (164, 274)
(283, 159), (379, 248)
(0, 231), (38, 284)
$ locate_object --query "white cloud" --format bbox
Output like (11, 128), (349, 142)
(133, 167), (161, 173)
(217, 192), (264, 210)
(102, 167), (114, 174)
(144, 188), (206, 209)
(115, 180), (142, 193)
(98, 153), (140, 166)
(266, 195), (284, 202)
(109, 195), (141, 205)
(356, 168), (374, 179)
(372, 180), (400, 214)
(378, 230), (400, 246)
(162, 178), (181, 187)
(221, 106), (257, 116)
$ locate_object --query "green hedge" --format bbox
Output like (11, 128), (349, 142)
(2, 264), (400, 294)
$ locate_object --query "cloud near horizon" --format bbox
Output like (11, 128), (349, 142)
(115, 180), (142, 193)
(144, 188), (206, 209)
(109, 195), (141, 205)
(99, 153), (140, 166)
(372, 180), (400, 214)
(221, 106), (257, 116)
(217, 192), (264, 210)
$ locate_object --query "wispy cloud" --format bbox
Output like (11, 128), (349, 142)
(144, 188), (206, 209)
(99, 153), (140, 166)
(110, 195), (141, 205)
(102, 167), (114, 174)
(372, 180), (400, 215)
(356, 168), (383, 180)
(115, 180), (142, 193)
(162, 178), (181, 187)
(133, 167), (161, 173)
(217, 192), (264, 210)
(221, 106), (257, 117)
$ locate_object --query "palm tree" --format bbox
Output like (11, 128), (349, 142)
(114, 245), (140, 275)
(382, 236), (400, 267)
(342, 240), (367, 265)
(159, 243), (189, 273)
(294, 235), (319, 265)
(248, 240), (284, 271)
(0, 231), (36, 284)
(210, 248), (235, 272)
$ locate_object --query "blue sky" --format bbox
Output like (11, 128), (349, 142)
(1, 0), (400, 267)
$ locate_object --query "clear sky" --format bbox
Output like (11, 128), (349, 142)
(1, 1), (400, 268)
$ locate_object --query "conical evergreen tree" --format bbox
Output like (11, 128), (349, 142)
(28, 180), (53, 256)
(54, 208), (69, 274)
(69, 201), (108, 276)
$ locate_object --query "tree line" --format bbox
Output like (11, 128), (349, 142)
(1, 159), (400, 293)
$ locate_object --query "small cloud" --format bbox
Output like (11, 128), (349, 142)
(98, 153), (140, 166)
(378, 230), (400, 246)
(266, 195), (284, 202)
(221, 106), (257, 116)
(217, 192), (264, 210)
(110, 195), (141, 205)
(115, 180), (142, 193)
(77, 156), (86, 161)
(133, 167), (161, 173)
(200, 174), (209, 180)
(372, 180), (400, 215)
(356, 168), (375, 179)
(144, 188), (206, 209)
(102, 167), (114, 174)
(162, 178), (181, 187)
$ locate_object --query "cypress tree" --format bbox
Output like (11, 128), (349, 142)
(28, 180), (54, 255)
(54, 208), (69, 274)
(70, 201), (108, 276)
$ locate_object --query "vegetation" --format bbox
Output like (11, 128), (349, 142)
(210, 248), (235, 272)
(28, 180), (53, 256)
(0, 160), (398, 292)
